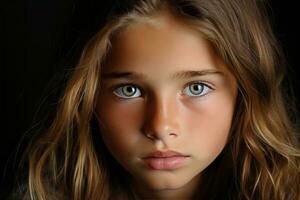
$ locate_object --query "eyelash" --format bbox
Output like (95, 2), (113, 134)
(112, 82), (213, 99)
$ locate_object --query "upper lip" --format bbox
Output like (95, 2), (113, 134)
(142, 150), (190, 158)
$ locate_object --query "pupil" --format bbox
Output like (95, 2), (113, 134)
(193, 85), (199, 91)
(127, 87), (133, 93)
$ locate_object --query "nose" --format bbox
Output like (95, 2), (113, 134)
(142, 94), (180, 141)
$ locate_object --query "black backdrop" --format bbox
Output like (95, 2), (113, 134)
(1, 0), (299, 199)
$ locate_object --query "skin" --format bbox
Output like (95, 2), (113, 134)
(96, 12), (237, 200)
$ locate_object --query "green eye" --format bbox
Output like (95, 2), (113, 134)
(183, 82), (211, 97)
(114, 85), (142, 98)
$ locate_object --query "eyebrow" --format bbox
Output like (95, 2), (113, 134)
(102, 69), (223, 80)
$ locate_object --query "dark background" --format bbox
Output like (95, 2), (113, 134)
(1, 0), (299, 199)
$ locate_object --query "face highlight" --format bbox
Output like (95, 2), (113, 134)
(96, 13), (237, 199)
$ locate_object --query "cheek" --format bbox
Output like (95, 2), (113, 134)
(96, 99), (144, 155)
(183, 93), (235, 157)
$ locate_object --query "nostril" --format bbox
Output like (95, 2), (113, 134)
(146, 132), (155, 140)
(144, 130), (178, 140)
(169, 133), (177, 138)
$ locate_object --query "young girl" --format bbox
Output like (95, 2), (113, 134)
(16, 0), (300, 199)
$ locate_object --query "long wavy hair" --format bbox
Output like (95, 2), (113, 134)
(20, 0), (300, 199)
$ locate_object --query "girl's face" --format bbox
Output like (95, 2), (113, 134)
(96, 13), (237, 198)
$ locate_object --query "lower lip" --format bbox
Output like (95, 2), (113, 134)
(142, 156), (189, 170)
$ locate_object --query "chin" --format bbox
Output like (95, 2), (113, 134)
(136, 171), (193, 190)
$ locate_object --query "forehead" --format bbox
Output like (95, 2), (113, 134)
(104, 11), (227, 75)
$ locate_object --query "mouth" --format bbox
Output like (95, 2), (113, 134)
(141, 150), (190, 170)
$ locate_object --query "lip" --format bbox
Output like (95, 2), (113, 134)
(142, 150), (190, 170)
